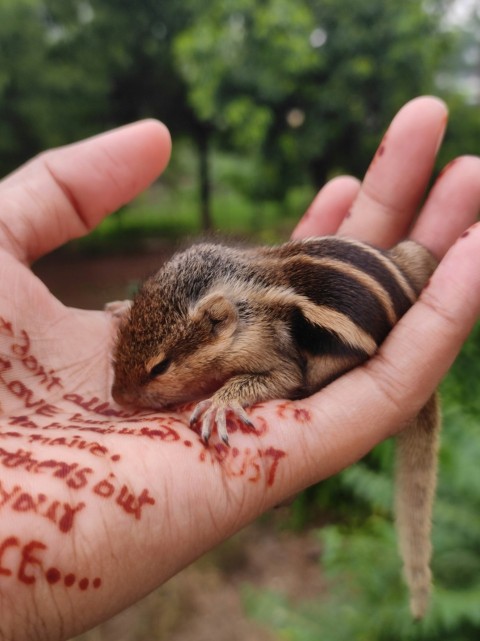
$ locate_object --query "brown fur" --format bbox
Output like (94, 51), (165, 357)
(110, 236), (439, 618)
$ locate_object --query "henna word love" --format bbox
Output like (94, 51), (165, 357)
(0, 359), (61, 416)
(0, 480), (85, 533)
(0, 316), (65, 415)
(0, 536), (101, 590)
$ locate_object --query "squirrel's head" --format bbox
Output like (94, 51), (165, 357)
(111, 242), (290, 411)
(111, 283), (246, 409)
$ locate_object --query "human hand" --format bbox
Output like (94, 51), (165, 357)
(1, 97), (479, 641)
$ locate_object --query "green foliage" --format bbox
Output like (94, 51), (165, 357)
(243, 326), (480, 639)
(0, 0), (477, 231)
(0, 0), (113, 174)
(175, 0), (454, 199)
(175, 0), (318, 126)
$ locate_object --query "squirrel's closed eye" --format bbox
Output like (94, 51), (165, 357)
(149, 358), (172, 378)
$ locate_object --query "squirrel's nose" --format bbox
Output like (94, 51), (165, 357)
(111, 383), (133, 407)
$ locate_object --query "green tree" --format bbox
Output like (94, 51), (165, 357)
(42, 0), (215, 229)
(176, 0), (453, 199)
(0, 0), (114, 175)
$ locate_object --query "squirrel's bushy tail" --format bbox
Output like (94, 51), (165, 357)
(395, 393), (440, 619)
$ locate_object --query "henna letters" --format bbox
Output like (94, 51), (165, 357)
(0, 317), (13, 337)
(26, 433), (109, 457)
(0, 318), (64, 415)
(0, 446), (156, 523)
(63, 393), (138, 418)
(0, 478), (86, 533)
(18, 540), (46, 584)
(0, 536), (102, 589)
(200, 444), (286, 486)
(0, 309), (290, 591)
(275, 401), (312, 424)
(11, 330), (63, 392)
(0, 446), (94, 489)
(0, 536), (17, 576)
(93, 474), (156, 519)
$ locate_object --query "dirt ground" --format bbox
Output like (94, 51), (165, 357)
(71, 524), (324, 641)
(32, 247), (325, 641)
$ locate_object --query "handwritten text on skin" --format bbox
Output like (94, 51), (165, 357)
(0, 315), (289, 592)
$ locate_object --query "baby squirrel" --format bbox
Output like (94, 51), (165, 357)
(111, 235), (439, 619)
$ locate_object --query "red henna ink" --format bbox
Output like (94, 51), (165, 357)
(9, 416), (39, 429)
(64, 393), (138, 418)
(263, 447), (287, 486)
(57, 502), (86, 533)
(46, 567), (61, 584)
(5, 380), (60, 416)
(18, 540), (46, 584)
(0, 536), (103, 590)
(20, 354), (63, 392)
(294, 407), (311, 423)
(0, 357), (12, 378)
(0, 537), (19, 576)
(12, 492), (47, 512)
(0, 480), (21, 507)
(93, 475), (116, 499)
(0, 316), (14, 336)
(199, 444), (286, 487)
(139, 425), (180, 441)
(79, 577), (89, 590)
(11, 329), (30, 358)
(116, 486), (155, 520)
(0, 479), (85, 534)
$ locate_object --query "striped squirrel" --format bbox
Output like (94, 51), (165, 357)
(111, 236), (439, 619)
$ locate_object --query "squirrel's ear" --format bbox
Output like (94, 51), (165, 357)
(191, 293), (238, 337)
(104, 299), (133, 325)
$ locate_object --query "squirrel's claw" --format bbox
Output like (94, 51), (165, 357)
(190, 398), (254, 445)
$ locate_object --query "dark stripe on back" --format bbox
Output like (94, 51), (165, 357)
(284, 260), (393, 345)
(288, 237), (414, 318)
(290, 308), (369, 358)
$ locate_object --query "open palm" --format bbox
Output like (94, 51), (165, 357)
(1, 100), (480, 641)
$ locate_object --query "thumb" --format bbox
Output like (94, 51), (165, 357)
(0, 119), (171, 263)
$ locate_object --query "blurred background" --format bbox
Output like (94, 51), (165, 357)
(2, 0), (480, 639)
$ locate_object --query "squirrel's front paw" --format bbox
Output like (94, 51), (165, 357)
(190, 398), (254, 445)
